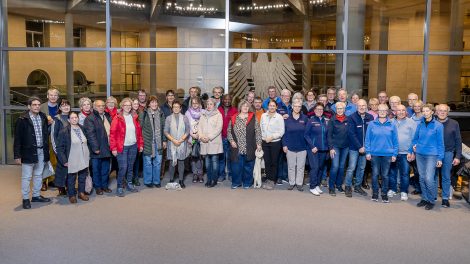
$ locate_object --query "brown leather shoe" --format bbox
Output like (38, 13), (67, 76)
(96, 189), (104, 195)
(78, 193), (89, 201)
(41, 182), (48, 191)
(103, 188), (112, 193)
(69, 196), (77, 204)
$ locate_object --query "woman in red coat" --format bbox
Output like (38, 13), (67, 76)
(109, 97), (144, 197)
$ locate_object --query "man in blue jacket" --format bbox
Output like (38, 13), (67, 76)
(331, 88), (357, 116)
(262, 86), (282, 110)
(344, 99), (374, 197)
(435, 104), (462, 208)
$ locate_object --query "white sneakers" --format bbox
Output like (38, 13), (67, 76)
(316, 186), (323, 194)
(387, 190), (396, 198)
(400, 192), (408, 201)
(310, 186), (323, 196)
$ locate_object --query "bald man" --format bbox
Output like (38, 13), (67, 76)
(83, 99), (113, 195)
(407, 93), (419, 116)
(344, 99), (374, 197)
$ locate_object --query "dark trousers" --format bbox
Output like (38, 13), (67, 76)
(67, 168), (88, 197)
(371, 156), (392, 196)
(307, 150), (328, 188)
(262, 140), (282, 182)
(169, 159), (185, 181)
(116, 144), (138, 188)
(231, 154), (255, 188)
(91, 158), (110, 190)
(54, 161), (68, 188)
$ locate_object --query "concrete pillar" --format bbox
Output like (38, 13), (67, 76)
(346, 0), (366, 95)
(368, 5), (389, 98)
(65, 13), (74, 106)
(447, 0), (464, 102)
(335, 0), (344, 87)
(1, 0), (10, 106)
(149, 25), (157, 95)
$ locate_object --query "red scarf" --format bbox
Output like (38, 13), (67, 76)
(336, 114), (346, 122)
(81, 110), (90, 117)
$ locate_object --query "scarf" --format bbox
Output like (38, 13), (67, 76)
(149, 109), (162, 158)
(336, 114), (346, 123)
(188, 107), (201, 120)
(81, 110), (90, 117)
(169, 114), (186, 166)
(203, 108), (219, 118)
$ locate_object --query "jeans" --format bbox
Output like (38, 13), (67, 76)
(67, 168), (88, 197)
(371, 156), (392, 195)
(133, 152), (142, 180)
(21, 149), (45, 200)
(435, 151), (454, 200)
(205, 154), (219, 183)
(262, 140), (282, 182)
(409, 160), (421, 192)
(344, 150), (367, 187)
(116, 144), (138, 188)
(143, 153), (162, 185)
(191, 156), (203, 177)
(416, 154), (438, 204)
(277, 151), (288, 181)
(231, 154), (255, 188)
(218, 138), (232, 180)
(388, 154), (410, 193)
(307, 151), (328, 188)
(91, 158), (110, 190)
(329, 147), (349, 190)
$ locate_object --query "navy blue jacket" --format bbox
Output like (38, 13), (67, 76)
(282, 113), (308, 152)
(277, 102), (292, 117)
(348, 111), (374, 151)
(304, 116), (328, 151)
(327, 115), (349, 149)
(83, 110), (112, 159)
(441, 118), (462, 159)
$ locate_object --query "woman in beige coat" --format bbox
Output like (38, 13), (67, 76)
(198, 98), (223, 187)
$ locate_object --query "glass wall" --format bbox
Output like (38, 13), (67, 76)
(1, 0), (470, 164)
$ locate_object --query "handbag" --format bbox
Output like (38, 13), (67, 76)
(191, 140), (201, 158)
(41, 161), (55, 179)
(85, 175), (93, 193)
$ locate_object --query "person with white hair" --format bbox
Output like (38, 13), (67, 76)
(434, 104), (462, 208)
(407, 93), (419, 116)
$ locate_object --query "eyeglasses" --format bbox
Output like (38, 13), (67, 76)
(122, 104), (132, 107)
(336, 107), (345, 110)
(378, 110), (388, 112)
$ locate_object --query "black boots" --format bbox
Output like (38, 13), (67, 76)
(179, 180), (186, 189)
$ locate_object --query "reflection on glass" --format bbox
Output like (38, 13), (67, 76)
(7, 51), (106, 107)
(7, 0), (106, 47)
(111, 51), (225, 101)
(347, 55), (422, 100)
(230, 0), (338, 49)
(427, 56), (470, 111)
(229, 52), (341, 100)
(349, 0), (426, 51)
(430, 0), (470, 51)
(111, 0), (225, 48)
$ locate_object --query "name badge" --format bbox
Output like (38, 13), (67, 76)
(357, 125), (362, 128)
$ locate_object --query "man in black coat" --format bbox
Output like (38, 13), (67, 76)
(83, 100), (113, 195)
(14, 97), (51, 209)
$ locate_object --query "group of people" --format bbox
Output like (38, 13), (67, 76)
(14, 86), (463, 211)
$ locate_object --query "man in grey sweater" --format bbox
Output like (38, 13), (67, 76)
(388, 104), (417, 201)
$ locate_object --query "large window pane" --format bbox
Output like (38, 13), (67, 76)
(7, 0), (106, 48)
(427, 55), (470, 111)
(111, 0), (225, 48)
(7, 51), (105, 107)
(230, 0), (339, 50)
(111, 51), (225, 101)
(349, 0), (426, 51)
(347, 55), (422, 100)
(429, 0), (470, 51)
(5, 109), (24, 164)
(229, 52), (342, 100)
